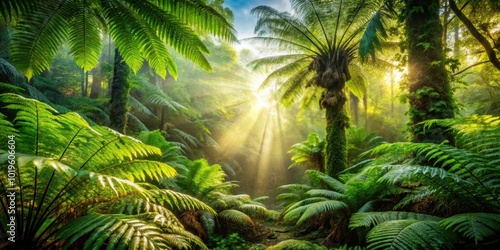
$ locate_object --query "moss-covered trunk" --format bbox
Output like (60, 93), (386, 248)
(405, 0), (454, 143)
(324, 90), (348, 177)
(110, 49), (130, 134)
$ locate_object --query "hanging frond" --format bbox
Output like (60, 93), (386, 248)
(67, 1), (101, 72)
(153, 0), (236, 41)
(10, 1), (71, 79)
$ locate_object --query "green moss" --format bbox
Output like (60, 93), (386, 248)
(325, 106), (349, 177)
(266, 239), (327, 250)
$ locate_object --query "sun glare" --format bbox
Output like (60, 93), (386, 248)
(256, 91), (272, 108)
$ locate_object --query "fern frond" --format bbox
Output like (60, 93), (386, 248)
(218, 209), (255, 229)
(58, 214), (179, 250)
(306, 170), (347, 192)
(11, 1), (72, 79)
(150, 189), (216, 215)
(305, 189), (344, 199)
(350, 211), (442, 229)
(67, 1), (101, 72)
(238, 203), (269, 218)
(366, 220), (456, 250)
(439, 213), (500, 243)
(296, 200), (349, 225)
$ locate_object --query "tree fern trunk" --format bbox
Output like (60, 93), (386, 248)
(405, 0), (454, 144)
(110, 49), (130, 134)
(325, 91), (349, 177)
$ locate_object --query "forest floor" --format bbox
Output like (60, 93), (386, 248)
(254, 220), (329, 247)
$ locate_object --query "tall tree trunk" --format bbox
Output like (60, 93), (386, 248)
(110, 49), (130, 134)
(349, 92), (359, 126)
(89, 64), (102, 98)
(453, 26), (460, 58)
(324, 90), (348, 177)
(405, 0), (455, 144)
(80, 69), (85, 97)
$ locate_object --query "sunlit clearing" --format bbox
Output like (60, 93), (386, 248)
(217, 75), (286, 196)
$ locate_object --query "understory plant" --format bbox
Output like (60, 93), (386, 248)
(348, 115), (500, 249)
(0, 94), (213, 249)
(276, 169), (399, 246)
(137, 130), (272, 241)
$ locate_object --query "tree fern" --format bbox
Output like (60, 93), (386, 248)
(0, 94), (211, 249)
(354, 116), (500, 248)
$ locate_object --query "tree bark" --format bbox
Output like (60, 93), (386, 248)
(324, 90), (348, 177)
(349, 91), (359, 126)
(448, 0), (500, 71)
(110, 49), (131, 134)
(405, 0), (455, 143)
(89, 64), (102, 98)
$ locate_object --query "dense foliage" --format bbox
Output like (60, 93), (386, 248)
(0, 0), (499, 249)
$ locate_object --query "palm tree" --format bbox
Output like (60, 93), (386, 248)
(248, 0), (393, 177)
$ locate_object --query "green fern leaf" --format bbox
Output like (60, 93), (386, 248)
(366, 220), (456, 250)
(440, 213), (500, 243)
(350, 212), (442, 229)
(296, 200), (349, 225)
(218, 209), (255, 229)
